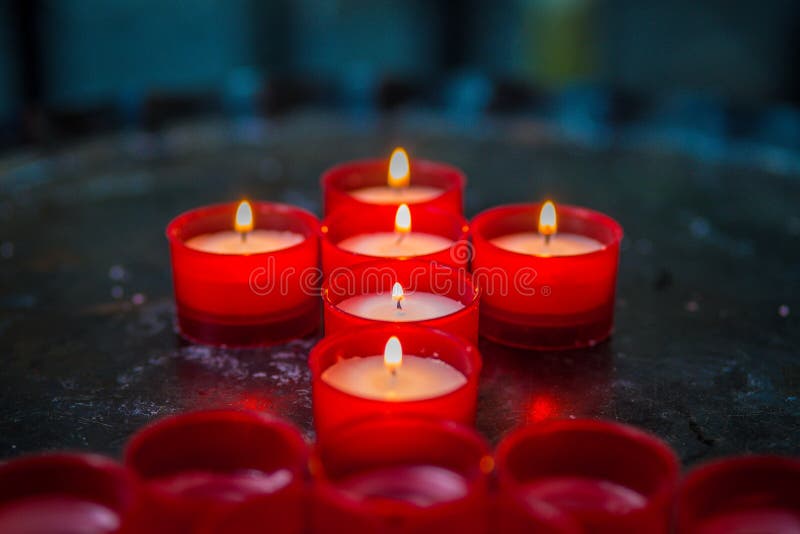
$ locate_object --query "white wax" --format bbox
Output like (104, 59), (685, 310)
(349, 185), (443, 205)
(491, 232), (604, 257)
(185, 230), (304, 254)
(322, 355), (467, 401)
(338, 232), (453, 257)
(337, 292), (464, 322)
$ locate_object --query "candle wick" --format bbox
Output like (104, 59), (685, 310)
(395, 233), (406, 245)
(241, 231), (248, 243)
(544, 233), (551, 246)
(396, 300), (402, 310)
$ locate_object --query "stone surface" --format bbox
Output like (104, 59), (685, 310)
(0, 113), (797, 464)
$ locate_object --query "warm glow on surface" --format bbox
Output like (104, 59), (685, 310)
(388, 147), (410, 188)
(384, 336), (403, 372)
(394, 204), (412, 235)
(392, 282), (404, 304)
(538, 201), (557, 237)
(235, 201), (254, 233)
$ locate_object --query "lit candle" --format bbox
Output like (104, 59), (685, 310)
(471, 201), (623, 350)
(490, 200), (604, 257)
(336, 282), (465, 322)
(336, 204), (454, 257)
(310, 325), (481, 435)
(348, 148), (444, 205)
(323, 260), (479, 343)
(185, 200), (305, 254)
(166, 200), (320, 346)
(321, 336), (467, 402)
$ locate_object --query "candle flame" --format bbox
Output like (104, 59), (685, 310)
(235, 201), (254, 234)
(388, 147), (410, 188)
(394, 204), (411, 235)
(392, 282), (404, 303)
(384, 336), (403, 371)
(538, 201), (557, 237)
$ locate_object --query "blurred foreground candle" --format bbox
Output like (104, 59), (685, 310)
(310, 417), (492, 534)
(0, 453), (140, 534)
(675, 455), (800, 534)
(309, 325), (481, 436)
(321, 204), (469, 274)
(322, 147), (465, 216)
(495, 419), (679, 534)
(124, 410), (307, 534)
(323, 260), (479, 342)
(167, 201), (320, 347)
(471, 201), (622, 350)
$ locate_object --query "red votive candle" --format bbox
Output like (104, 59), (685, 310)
(495, 419), (679, 534)
(309, 324), (481, 437)
(124, 409), (308, 534)
(321, 204), (470, 275)
(0, 453), (141, 534)
(322, 149), (465, 217)
(323, 259), (480, 344)
(471, 202), (623, 350)
(166, 201), (320, 347)
(675, 455), (800, 533)
(310, 416), (492, 534)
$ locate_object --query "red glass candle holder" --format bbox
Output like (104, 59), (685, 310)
(308, 324), (482, 437)
(166, 201), (320, 347)
(323, 259), (480, 344)
(0, 453), (141, 534)
(124, 409), (308, 534)
(322, 158), (465, 217)
(310, 416), (492, 534)
(321, 205), (470, 275)
(675, 455), (800, 533)
(495, 419), (679, 534)
(471, 203), (623, 350)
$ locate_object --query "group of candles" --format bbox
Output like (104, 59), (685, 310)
(164, 147), (624, 433)
(1, 149), (796, 533)
(1, 409), (798, 533)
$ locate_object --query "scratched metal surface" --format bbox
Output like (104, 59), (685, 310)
(0, 112), (797, 465)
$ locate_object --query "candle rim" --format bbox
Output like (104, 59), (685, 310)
(322, 259), (479, 308)
(124, 409), (308, 487)
(309, 326), (481, 403)
(472, 202), (622, 260)
(311, 416), (491, 493)
(166, 201), (319, 257)
(495, 418), (679, 502)
(321, 158), (466, 197)
(327, 288), (472, 322)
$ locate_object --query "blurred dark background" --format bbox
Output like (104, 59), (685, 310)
(1, 0), (799, 151)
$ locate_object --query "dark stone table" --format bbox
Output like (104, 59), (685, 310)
(0, 112), (797, 466)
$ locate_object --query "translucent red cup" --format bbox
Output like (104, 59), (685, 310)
(495, 419), (679, 534)
(471, 203), (623, 350)
(320, 205), (470, 275)
(166, 201), (320, 347)
(310, 416), (493, 534)
(322, 158), (465, 217)
(309, 324), (482, 437)
(323, 259), (480, 344)
(675, 455), (800, 533)
(124, 409), (308, 534)
(0, 453), (141, 534)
